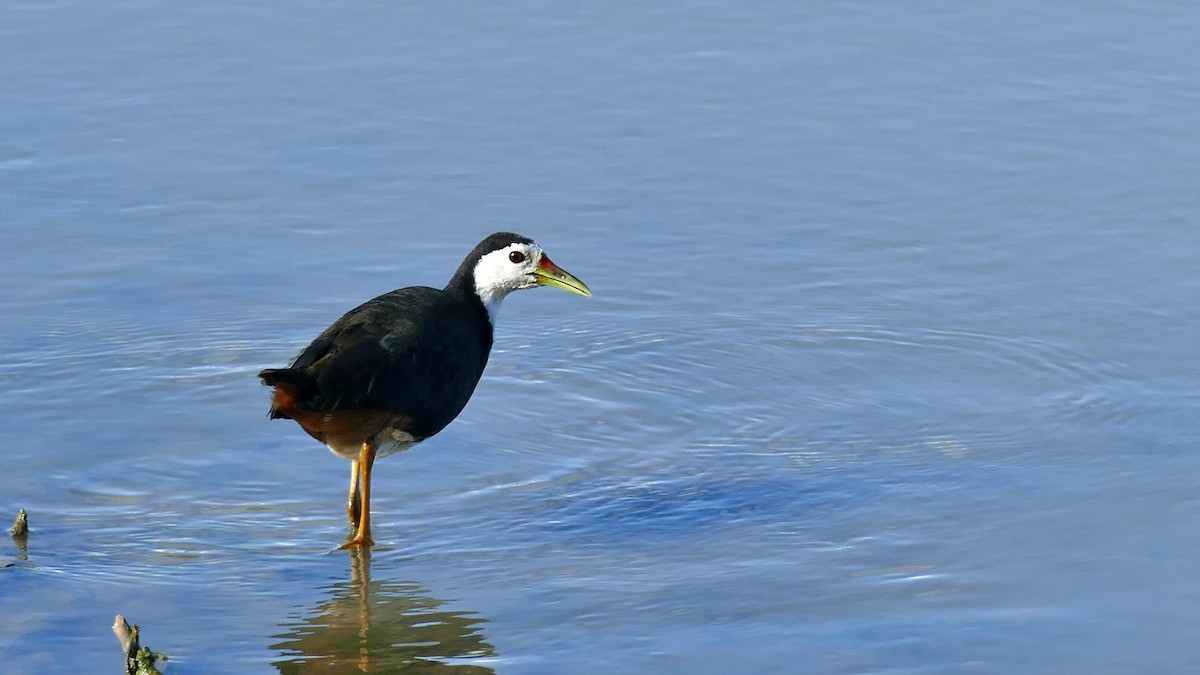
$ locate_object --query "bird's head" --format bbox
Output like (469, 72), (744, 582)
(467, 233), (591, 320)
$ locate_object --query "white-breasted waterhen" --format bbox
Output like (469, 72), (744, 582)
(259, 232), (591, 548)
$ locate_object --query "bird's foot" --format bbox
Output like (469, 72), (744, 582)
(337, 534), (375, 549)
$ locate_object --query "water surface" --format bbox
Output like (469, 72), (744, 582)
(2, 1), (1199, 673)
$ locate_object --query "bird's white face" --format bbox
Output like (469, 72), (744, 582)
(473, 242), (544, 313)
(473, 241), (591, 322)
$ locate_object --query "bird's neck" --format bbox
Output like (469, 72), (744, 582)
(445, 265), (508, 327)
(444, 254), (513, 324)
(473, 283), (515, 325)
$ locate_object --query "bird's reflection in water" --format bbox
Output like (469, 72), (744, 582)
(273, 549), (495, 674)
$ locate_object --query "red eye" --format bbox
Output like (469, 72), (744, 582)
(509, 251), (526, 264)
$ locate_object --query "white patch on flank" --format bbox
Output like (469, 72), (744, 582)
(324, 428), (419, 461)
(375, 428), (418, 458)
(472, 241), (544, 324)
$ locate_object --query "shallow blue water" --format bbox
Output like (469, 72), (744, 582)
(2, 2), (1199, 673)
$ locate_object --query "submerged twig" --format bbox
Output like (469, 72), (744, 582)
(112, 615), (166, 675)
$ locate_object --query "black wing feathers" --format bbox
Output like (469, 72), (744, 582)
(260, 286), (492, 439)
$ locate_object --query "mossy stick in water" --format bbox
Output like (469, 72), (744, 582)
(9, 509), (28, 538)
(9, 509), (28, 558)
(112, 615), (166, 675)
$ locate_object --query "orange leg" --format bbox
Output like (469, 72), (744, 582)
(347, 460), (361, 529)
(339, 441), (377, 548)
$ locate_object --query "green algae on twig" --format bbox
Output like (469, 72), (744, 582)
(112, 615), (167, 675)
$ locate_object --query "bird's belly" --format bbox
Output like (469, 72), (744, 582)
(325, 427), (419, 461)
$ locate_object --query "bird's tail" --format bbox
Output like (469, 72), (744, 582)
(258, 368), (315, 420)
